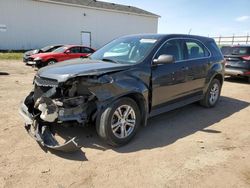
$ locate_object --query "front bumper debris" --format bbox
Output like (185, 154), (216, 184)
(19, 101), (82, 152)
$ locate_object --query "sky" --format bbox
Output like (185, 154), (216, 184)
(103, 0), (250, 37)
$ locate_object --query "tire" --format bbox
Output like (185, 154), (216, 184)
(247, 77), (250, 83)
(96, 97), (141, 146)
(200, 79), (221, 108)
(47, 59), (57, 66)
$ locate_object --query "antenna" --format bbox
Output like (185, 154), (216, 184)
(188, 28), (192, 35)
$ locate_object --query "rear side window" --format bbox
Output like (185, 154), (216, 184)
(207, 41), (223, 58)
(155, 39), (184, 61)
(184, 40), (210, 59)
(69, 47), (81, 53)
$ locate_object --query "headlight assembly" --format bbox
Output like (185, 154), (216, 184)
(34, 57), (42, 61)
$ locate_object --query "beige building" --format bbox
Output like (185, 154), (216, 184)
(0, 0), (159, 50)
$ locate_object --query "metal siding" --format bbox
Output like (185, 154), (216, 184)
(0, 0), (158, 50)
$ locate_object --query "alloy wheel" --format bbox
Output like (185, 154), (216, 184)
(111, 105), (136, 139)
(209, 83), (219, 105)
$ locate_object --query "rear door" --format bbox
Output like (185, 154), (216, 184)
(182, 39), (211, 94)
(80, 47), (94, 57)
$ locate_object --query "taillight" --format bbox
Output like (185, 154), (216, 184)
(242, 56), (250, 61)
(244, 71), (250, 75)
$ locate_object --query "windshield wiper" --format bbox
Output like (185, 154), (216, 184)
(101, 58), (119, 64)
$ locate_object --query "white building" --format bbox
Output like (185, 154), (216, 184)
(0, 0), (159, 50)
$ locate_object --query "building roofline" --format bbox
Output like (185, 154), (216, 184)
(33, 0), (160, 18)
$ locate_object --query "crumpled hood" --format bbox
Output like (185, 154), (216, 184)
(37, 58), (132, 82)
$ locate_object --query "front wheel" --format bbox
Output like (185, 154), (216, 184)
(47, 60), (57, 65)
(96, 98), (141, 146)
(200, 79), (221, 108)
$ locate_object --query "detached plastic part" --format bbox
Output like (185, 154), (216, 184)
(25, 121), (81, 152)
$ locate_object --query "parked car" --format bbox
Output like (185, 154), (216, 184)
(19, 34), (225, 152)
(23, 45), (63, 63)
(221, 45), (250, 82)
(29, 45), (95, 68)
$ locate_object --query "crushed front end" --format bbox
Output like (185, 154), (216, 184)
(19, 75), (96, 152)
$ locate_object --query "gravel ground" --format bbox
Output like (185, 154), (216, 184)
(0, 60), (250, 188)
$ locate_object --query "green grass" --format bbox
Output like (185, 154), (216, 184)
(0, 53), (23, 60)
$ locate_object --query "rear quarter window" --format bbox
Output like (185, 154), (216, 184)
(206, 41), (223, 58)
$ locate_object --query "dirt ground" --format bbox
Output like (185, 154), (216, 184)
(0, 60), (249, 188)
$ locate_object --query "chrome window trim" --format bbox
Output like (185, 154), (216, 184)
(152, 37), (212, 64)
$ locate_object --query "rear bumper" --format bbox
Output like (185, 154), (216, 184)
(19, 100), (81, 152)
(225, 68), (250, 77)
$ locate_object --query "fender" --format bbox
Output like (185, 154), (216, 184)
(203, 61), (224, 93)
(88, 72), (150, 126)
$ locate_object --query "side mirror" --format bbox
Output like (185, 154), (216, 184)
(65, 50), (70, 54)
(153, 55), (174, 65)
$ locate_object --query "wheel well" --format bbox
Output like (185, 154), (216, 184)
(213, 74), (223, 85)
(123, 93), (148, 126)
(47, 58), (57, 63)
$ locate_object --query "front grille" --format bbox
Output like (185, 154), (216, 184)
(34, 76), (58, 87)
(27, 57), (34, 61)
(34, 85), (53, 102)
(33, 76), (59, 101)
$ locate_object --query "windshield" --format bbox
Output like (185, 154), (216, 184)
(41, 46), (53, 52)
(52, 46), (68, 53)
(221, 46), (250, 55)
(90, 36), (159, 64)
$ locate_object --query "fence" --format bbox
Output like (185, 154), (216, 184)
(213, 35), (250, 45)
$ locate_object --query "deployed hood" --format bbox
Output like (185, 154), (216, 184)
(37, 58), (132, 82)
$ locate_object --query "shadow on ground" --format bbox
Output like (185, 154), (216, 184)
(225, 76), (249, 84)
(52, 96), (249, 160)
(0, 72), (9, 76)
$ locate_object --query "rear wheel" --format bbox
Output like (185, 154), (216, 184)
(200, 79), (221, 108)
(96, 97), (141, 146)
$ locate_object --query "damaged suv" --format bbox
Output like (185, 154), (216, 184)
(19, 34), (225, 152)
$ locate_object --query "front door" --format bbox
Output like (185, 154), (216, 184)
(151, 39), (188, 109)
(182, 39), (210, 94)
(81, 31), (91, 47)
(60, 47), (82, 61)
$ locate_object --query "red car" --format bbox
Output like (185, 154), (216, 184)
(29, 45), (95, 68)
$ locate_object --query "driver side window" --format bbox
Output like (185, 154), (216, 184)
(155, 39), (184, 61)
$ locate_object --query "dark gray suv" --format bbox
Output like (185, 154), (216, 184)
(19, 34), (225, 152)
(221, 45), (250, 82)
